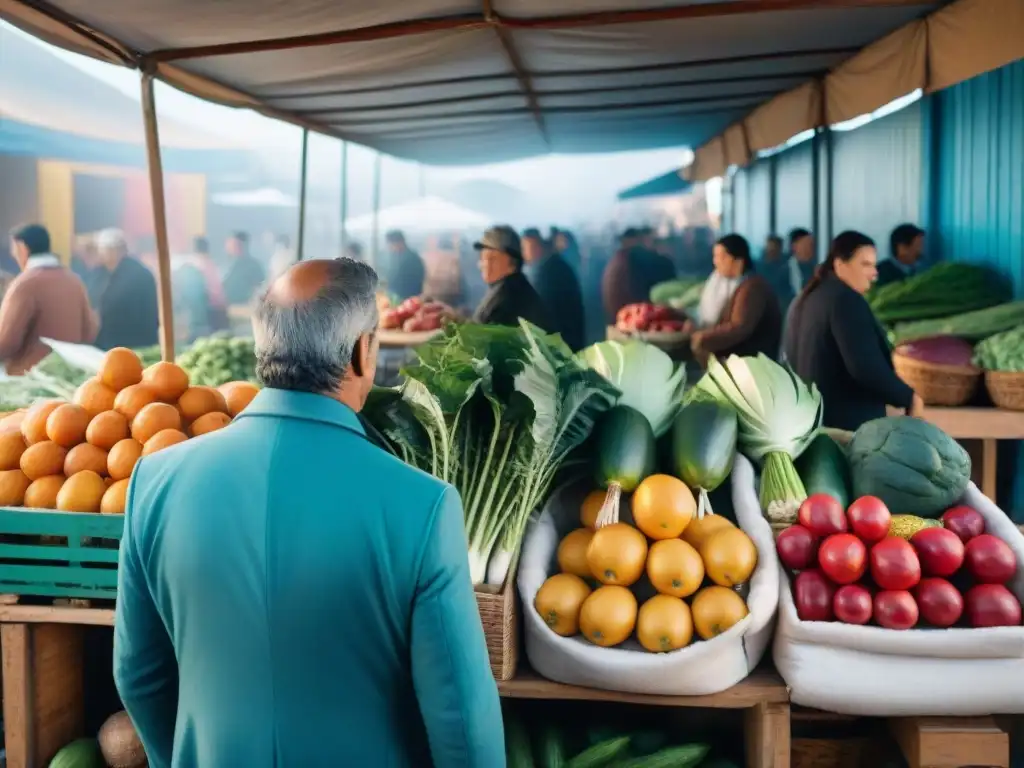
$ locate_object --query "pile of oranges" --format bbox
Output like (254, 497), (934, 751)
(0, 347), (259, 514)
(534, 474), (758, 653)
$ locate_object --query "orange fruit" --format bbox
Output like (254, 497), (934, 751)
(64, 443), (109, 477)
(20, 441), (68, 481)
(100, 478), (130, 514)
(556, 528), (594, 579)
(534, 573), (592, 637)
(24, 475), (65, 509)
(131, 402), (182, 444)
(86, 411), (130, 451)
(21, 400), (62, 445)
(646, 538), (704, 598)
(218, 381), (259, 417)
(579, 585), (638, 647)
(142, 429), (188, 456)
(580, 489), (606, 530)
(0, 469), (31, 506)
(99, 347), (143, 392)
(586, 523), (648, 587)
(178, 387), (223, 421)
(691, 585), (749, 640)
(637, 595), (693, 652)
(700, 528), (758, 587)
(142, 361), (190, 402)
(46, 404), (90, 448)
(681, 514), (735, 550)
(113, 384), (160, 423)
(73, 379), (117, 419)
(0, 430), (27, 471)
(0, 410), (26, 433)
(107, 438), (143, 480)
(631, 474), (696, 540)
(189, 411), (231, 437)
(56, 470), (106, 513)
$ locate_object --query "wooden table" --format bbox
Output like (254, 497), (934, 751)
(500, 668), (791, 768)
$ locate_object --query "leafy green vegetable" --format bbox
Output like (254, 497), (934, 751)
(650, 278), (704, 311)
(973, 324), (1024, 371)
(690, 354), (822, 527)
(867, 262), (1010, 324)
(176, 334), (257, 386)
(892, 300), (1024, 344)
(578, 339), (685, 437)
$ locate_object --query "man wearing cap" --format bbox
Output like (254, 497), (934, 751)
(472, 225), (552, 331)
(876, 223), (926, 288)
(521, 228), (585, 351)
(93, 228), (160, 350)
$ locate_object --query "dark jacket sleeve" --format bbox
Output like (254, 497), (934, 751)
(874, 260), (905, 288)
(536, 261), (585, 351)
(830, 290), (915, 408)
(601, 251), (630, 324)
(694, 277), (769, 355)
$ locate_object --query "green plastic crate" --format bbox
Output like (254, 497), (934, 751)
(0, 508), (125, 599)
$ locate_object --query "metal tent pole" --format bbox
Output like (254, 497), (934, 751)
(340, 141), (349, 256)
(139, 72), (176, 362)
(370, 152), (382, 267)
(296, 128), (310, 261)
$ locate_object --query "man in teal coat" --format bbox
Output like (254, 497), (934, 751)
(114, 258), (505, 767)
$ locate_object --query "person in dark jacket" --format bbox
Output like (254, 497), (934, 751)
(222, 231), (266, 306)
(521, 228), (585, 351)
(472, 225), (552, 331)
(875, 223), (925, 288)
(601, 228), (676, 323)
(758, 234), (794, 314)
(93, 229), (159, 350)
(691, 234), (782, 366)
(784, 230), (924, 431)
(383, 230), (425, 301)
(787, 228), (817, 295)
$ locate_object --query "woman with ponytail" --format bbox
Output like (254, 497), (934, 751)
(784, 230), (923, 430)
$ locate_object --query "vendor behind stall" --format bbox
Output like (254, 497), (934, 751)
(472, 225), (552, 331)
(690, 234), (782, 366)
(784, 230), (923, 430)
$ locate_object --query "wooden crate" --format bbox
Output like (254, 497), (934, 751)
(0, 509), (124, 600)
(475, 569), (518, 682)
(889, 716), (1010, 768)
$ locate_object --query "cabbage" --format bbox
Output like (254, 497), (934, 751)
(578, 340), (686, 437)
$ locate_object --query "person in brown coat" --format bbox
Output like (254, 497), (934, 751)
(0, 224), (97, 374)
(691, 234), (782, 367)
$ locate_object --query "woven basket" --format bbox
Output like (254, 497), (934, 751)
(892, 352), (980, 406)
(984, 370), (1024, 411)
(475, 567), (519, 681)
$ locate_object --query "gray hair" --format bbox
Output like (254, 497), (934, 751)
(252, 258), (379, 394)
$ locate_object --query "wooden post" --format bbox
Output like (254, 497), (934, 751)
(370, 151), (382, 267)
(139, 72), (176, 363)
(340, 141), (349, 256)
(296, 128), (309, 262)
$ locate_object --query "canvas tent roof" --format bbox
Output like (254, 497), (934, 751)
(1, 0), (1020, 169)
(343, 195), (490, 232)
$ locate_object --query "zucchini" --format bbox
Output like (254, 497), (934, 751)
(592, 405), (656, 525)
(670, 401), (737, 518)
(793, 433), (852, 510)
(568, 736), (631, 768)
(505, 709), (535, 768)
(539, 724), (568, 768)
(611, 743), (710, 768)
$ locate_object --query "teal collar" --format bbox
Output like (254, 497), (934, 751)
(235, 388), (366, 438)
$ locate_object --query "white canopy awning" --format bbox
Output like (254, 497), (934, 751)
(344, 195), (490, 233)
(211, 187), (298, 208)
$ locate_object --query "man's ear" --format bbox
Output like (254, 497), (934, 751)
(351, 333), (370, 378)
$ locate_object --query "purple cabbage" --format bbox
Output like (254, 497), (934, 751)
(896, 335), (975, 367)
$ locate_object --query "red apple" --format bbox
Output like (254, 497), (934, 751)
(964, 534), (1018, 584)
(793, 569), (836, 622)
(941, 505), (986, 543)
(776, 525), (818, 571)
(911, 527), (965, 577)
(798, 494), (847, 537)
(914, 578), (964, 628)
(847, 496), (891, 543)
(964, 583), (1023, 628)
(833, 584), (873, 625)
(870, 536), (921, 591)
(874, 590), (919, 630)
(818, 533), (867, 585)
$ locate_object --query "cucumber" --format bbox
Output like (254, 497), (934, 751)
(794, 433), (852, 510)
(610, 743), (710, 768)
(539, 724), (568, 768)
(670, 401), (737, 517)
(568, 735), (631, 768)
(594, 406), (656, 493)
(505, 709), (535, 768)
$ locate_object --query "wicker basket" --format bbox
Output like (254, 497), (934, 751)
(892, 352), (980, 406)
(984, 370), (1024, 411)
(475, 569), (519, 681)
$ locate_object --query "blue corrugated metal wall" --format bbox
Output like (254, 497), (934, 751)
(745, 160), (772, 248)
(933, 59), (1024, 296)
(775, 140), (814, 237)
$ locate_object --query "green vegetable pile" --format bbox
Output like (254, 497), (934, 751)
(175, 335), (257, 387)
(649, 278), (705, 312)
(892, 300), (1024, 344)
(973, 324), (1024, 372)
(361, 320), (618, 586)
(867, 262), (1010, 325)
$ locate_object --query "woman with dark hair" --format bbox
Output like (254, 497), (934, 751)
(690, 233), (782, 366)
(785, 230), (923, 430)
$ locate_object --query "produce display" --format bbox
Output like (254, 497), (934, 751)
(0, 347), (258, 514)
(614, 302), (687, 334)
(649, 278), (705, 312)
(973, 324), (1024, 372)
(867, 262), (1010, 325)
(778, 493), (1021, 629)
(379, 295), (447, 332)
(535, 472), (756, 652)
(893, 335), (976, 367)
(890, 299), (1024, 345)
(50, 709), (145, 768)
(174, 335), (258, 387)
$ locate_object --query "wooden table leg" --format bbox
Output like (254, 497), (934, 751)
(745, 701), (791, 768)
(982, 438), (998, 501)
(889, 716), (1009, 768)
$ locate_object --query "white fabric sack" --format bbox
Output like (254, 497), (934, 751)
(518, 454), (778, 696)
(774, 482), (1024, 715)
